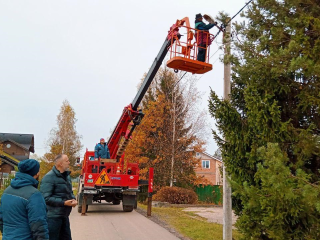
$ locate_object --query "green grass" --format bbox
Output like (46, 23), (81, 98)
(139, 204), (241, 240)
(0, 189), (4, 200)
(72, 182), (79, 196)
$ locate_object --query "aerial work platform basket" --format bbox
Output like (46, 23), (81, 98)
(166, 17), (214, 74)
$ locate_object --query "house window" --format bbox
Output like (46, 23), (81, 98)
(202, 160), (210, 169)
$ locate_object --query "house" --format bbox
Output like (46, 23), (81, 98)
(0, 133), (35, 174)
(194, 152), (222, 185)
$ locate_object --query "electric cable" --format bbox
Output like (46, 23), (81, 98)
(172, 1), (253, 82)
(214, 0), (253, 38)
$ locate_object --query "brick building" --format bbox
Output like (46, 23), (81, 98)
(194, 152), (222, 185)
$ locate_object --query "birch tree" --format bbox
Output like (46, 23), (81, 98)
(45, 100), (82, 167)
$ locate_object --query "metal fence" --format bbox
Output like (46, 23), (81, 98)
(0, 173), (14, 189)
(138, 184), (223, 205)
(195, 185), (222, 205)
(0, 178), (11, 189)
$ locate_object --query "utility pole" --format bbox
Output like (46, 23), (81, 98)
(223, 18), (232, 240)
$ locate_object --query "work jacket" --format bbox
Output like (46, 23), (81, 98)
(40, 166), (75, 218)
(94, 143), (110, 159)
(0, 172), (49, 240)
(195, 20), (215, 45)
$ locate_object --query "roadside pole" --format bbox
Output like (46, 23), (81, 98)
(147, 167), (154, 217)
(223, 18), (232, 240)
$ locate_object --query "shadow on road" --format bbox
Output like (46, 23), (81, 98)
(85, 203), (125, 213)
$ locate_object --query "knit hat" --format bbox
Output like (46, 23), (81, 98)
(100, 138), (105, 141)
(195, 13), (203, 19)
(18, 159), (40, 177)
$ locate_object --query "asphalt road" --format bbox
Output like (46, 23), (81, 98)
(69, 203), (180, 240)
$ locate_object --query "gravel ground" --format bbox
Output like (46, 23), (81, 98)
(183, 207), (238, 225)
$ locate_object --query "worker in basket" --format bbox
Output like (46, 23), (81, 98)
(195, 13), (217, 62)
(94, 138), (110, 171)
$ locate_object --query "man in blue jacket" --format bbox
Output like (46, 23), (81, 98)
(0, 159), (49, 240)
(195, 13), (217, 62)
(95, 138), (111, 172)
(94, 138), (110, 159)
(40, 154), (77, 240)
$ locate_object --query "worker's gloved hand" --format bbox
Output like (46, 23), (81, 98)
(214, 22), (218, 25)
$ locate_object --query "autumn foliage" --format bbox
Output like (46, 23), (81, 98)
(153, 186), (198, 204)
(41, 100), (82, 178)
(125, 67), (208, 189)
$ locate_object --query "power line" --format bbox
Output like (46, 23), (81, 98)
(210, 48), (221, 58)
(214, 0), (253, 38)
(174, 71), (188, 88)
(229, 0), (253, 23)
(212, 57), (221, 65)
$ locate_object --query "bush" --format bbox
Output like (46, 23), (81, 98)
(0, 189), (3, 200)
(153, 186), (198, 204)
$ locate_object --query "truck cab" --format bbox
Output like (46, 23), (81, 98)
(77, 150), (139, 213)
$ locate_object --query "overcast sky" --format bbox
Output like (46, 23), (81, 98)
(0, 0), (246, 157)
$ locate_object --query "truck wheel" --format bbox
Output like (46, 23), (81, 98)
(123, 205), (134, 212)
(113, 200), (121, 205)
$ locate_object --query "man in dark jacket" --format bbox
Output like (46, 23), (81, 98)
(40, 154), (77, 240)
(195, 13), (217, 62)
(0, 159), (49, 240)
(94, 138), (110, 159)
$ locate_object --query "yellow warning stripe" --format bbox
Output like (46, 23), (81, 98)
(0, 150), (20, 165)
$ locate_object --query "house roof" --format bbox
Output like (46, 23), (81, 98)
(199, 151), (223, 163)
(2, 139), (29, 151)
(0, 133), (35, 153)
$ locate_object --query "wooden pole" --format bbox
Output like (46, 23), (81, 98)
(147, 196), (152, 217)
(147, 167), (154, 217)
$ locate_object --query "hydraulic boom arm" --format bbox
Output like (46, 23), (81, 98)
(107, 18), (188, 160)
(107, 38), (171, 160)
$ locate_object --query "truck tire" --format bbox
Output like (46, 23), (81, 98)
(123, 205), (134, 212)
(113, 200), (121, 205)
(78, 204), (88, 213)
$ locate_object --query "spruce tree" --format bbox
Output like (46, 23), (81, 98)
(209, 0), (320, 238)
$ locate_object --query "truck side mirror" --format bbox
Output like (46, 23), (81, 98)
(76, 157), (80, 164)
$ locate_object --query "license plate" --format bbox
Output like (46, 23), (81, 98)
(84, 190), (97, 194)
